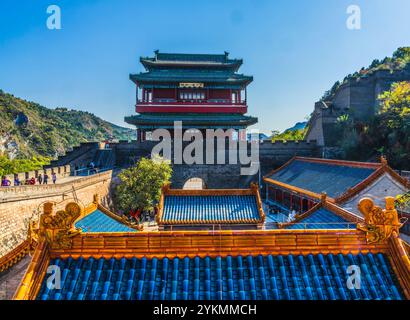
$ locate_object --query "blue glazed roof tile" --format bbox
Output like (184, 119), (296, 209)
(267, 159), (377, 198)
(37, 253), (404, 300)
(161, 195), (261, 224)
(285, 208), (355, 229)
(75, 209), (137, 233)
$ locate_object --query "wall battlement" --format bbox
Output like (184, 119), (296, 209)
(38, 139), (319, 189)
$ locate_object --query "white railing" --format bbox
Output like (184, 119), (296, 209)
(73, 166), (112, 177)
(160, 221), (359, 232)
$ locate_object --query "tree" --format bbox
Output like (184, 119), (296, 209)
(376, 81), (410, 168)
(114, 155), (172, 214)
(271, 128), (307, 142)
(0, 155), (50, 176)
(378, 81), (410, 129)
(395, 192), (410, 213)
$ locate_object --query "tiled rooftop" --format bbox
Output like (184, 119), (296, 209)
(37, 253), (404, 300)
(130, 69), (252, 84)
(75, 210), (137, 233)
(267, 159), (377, 198)
(161, 195), (261, 224)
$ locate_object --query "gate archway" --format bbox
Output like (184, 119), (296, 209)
(182, 177), (206, 190)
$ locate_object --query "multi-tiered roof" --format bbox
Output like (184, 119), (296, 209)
(125, 51), (257, 134)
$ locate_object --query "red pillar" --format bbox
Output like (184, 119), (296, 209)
(290, 193), (293, 210)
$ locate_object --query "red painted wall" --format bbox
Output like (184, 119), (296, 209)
(136, 105), (247, 114)
(154, 88), (176, 99)
(208, 89), (230, 99)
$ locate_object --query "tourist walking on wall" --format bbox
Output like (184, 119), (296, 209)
(1, 176), (11, 187)
(52, 172), (57, 184)
(43, 173), (49, 185)
(14, 176), (20, 186)
(38, 174), (43, 185)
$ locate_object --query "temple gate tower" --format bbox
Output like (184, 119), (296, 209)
(125, 51), (258, 140)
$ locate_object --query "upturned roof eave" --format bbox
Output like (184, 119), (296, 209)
(140, 58), (243, 71)
(262, 176), (337, 203)
(129, 73), (253, 86)
(124, 114), (258, 128)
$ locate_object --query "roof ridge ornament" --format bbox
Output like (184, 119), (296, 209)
(320, 192), (327, 203)
(357, 196), (405, 244)
(37, 201), (83, 249)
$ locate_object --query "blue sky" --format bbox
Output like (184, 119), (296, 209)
(0, 0), (409, 134)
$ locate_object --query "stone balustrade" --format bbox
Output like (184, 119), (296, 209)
(3, 165), (71, 185)
(0, 170), (113, 259)
(0, 170), (112, 203)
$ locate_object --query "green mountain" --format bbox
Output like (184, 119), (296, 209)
(0, 90), (134, 159)
(322, 47), (410, 101)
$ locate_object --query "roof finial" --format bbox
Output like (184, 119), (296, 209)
(250, 182), (259, 192)
(380, 155), (388, 166)
(321, 192), (327, 203)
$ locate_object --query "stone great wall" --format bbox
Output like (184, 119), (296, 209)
(0, 171), (113, 258)
(0, 138), (319, 259)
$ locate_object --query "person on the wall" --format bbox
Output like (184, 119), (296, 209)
(1, 176), (11, 187)
(287, 210), (297, 223)
(14, 176), (20, 186)
(43, 173), (49, 185)
(52, 172), (57, 184)
(38, 174), (43, 185)
(89, 161), (95, 174)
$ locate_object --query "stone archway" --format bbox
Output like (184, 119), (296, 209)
(182, 177), (206, 190)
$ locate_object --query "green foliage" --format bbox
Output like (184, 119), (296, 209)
(378, 81), (410, 128)
(0, 90), (134, 159)
(336, 114), (351, 124)
(395, 191), (410, 213)
(0, 155), (50, 176)
(321, 47), (410, 101)
(271, 127), (308, 142)
(114, 155), (173, 214)
(322, 81), (341, 101)
(334, 81), (410, 169)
